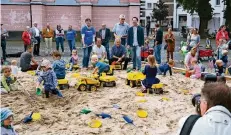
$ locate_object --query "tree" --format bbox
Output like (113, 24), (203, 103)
(223, 0), (231, 27)
(152, 0), (169, 25)
(176, 0), (213, 38)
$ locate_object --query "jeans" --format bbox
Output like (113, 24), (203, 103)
(121, 38), (126, 46)
(68, 40), (76, 53)
(44, 86), (63, 98)
(82, 46), (92, 68)
(1, 39), (6, 60)
(33, 37), (40, 55)
(154, 44), (162, 64)
(56, 37), (64, 52)
(103, 42), (110, 59)
(45, 37), (53, 55)
(132, 46), (141, 70)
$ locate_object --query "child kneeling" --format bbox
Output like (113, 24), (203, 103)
(158, 59), (174, 76)
(141, 55), (160, 93)
(91, 55), (110, 75)
(36, 59), (63, 98)
(187, 59), (201, 79)
(1, 66), (17, 94)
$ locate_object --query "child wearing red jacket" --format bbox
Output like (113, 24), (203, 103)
(22, 26), (31, 51)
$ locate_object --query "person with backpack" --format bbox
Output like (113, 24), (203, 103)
(177, 82), (231, 135)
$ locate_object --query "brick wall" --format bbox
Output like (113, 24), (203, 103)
(92, 7), (129, 31)
(0, 5), (31, 31)
(45, 6), (81, 30)
(11, 0), (30, 2)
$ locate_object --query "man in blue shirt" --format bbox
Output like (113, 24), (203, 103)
(109, 38), (130, 70)
(112, 14), (130, 46)
(81, 18), (96, 69)
(66, 25), (77, 55)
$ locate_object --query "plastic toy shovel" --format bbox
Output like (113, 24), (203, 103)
(136, 91), (144, 97)
(88, 120), (102, 128)
(80, 109), (91, 114)
(136, 109), (148, 118)
(123, 115), (135, 126)
(96, 113), (112, 119)
(23, 112), (33, 123)
(36, 88), (42, 96)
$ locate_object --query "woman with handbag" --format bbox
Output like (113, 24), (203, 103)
(164, 28), (175, 61)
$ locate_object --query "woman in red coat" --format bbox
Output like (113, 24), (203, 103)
(216, 25), (229, 46)
(22, 26), (31, 51)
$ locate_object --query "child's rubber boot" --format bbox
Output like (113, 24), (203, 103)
(57, 90), (63, 97)
(36, 88), (42, 96)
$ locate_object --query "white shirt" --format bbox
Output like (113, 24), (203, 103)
(133, 26), (138, 46)
(102, 29), (106, 39)
(11, 65), (19, 75)
(92, 45), (106, 59)
(34, 27), (40, 37)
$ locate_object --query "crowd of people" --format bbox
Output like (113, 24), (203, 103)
(1, 14), (231, 135)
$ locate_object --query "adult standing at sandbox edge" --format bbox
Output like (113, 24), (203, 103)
(22, 26), (31, 52)
(112, 14), (130, 46)
(31, 22), (41, 56)
(55, 24), (65, 54)
(1, 24), (9, 62)
(164, 28), (175, 62)
(127, 17), (144, 70)
(20, 45), (38, 72)
(42, 23), (54, 56)
(99, 23), (111, 59)
(177, 82), (231, 135)
(81, 18), (96, 69)
(154, 24), (163, 64)
(66, 25), (77, 55)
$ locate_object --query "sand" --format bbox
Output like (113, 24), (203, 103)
(1, 70), (208, 135)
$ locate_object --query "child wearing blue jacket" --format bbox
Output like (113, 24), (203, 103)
(91, 55), (110, 75)
(36, 59), (63, 98)
(158, 59), (174, 76)
(52, 51), (66, 79)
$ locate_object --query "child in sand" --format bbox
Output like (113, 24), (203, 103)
(187, 59), (201, 79)
(52, 51), (66, 79)
(1, 107), (18, 135)
(141, 55), (160, 93)
(158, 59), (174, 76)
(36, 59), (63, 98)
(221, 50), (228, 67)
(10, 60), (19, 75)
(1, 66), (17, 94)
(215, 60), (226, 76)
(91, 55), (110, 75)
(69, 49), (78, 71)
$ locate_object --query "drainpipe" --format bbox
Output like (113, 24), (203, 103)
(30, 0), (32, 27)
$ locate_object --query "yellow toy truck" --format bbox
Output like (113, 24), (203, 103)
(125, 71), (146, 88)
(75, 76), (100, 91)
(57, 79), (69, 90)
(66, 64), (80, 71)
(111, 61), (122, 70)
(99, 73), (117, 87)
(147, 83), (164, 94)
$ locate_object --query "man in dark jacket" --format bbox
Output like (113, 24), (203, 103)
(154, 24), (163, 64)
(127, 17), (144, 70)
(146, 22), (150, 37)
(99, 24), (111, 59)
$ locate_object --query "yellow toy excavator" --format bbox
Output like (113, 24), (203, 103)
(125, 71), (146, 88)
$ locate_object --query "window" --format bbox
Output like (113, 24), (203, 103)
(216, 0), (220, 5)
(153, 3), (157, 9)
(147, 3), (152, 8)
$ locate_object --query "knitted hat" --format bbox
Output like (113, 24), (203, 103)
(1, 108), (13, 122)
(41, 59), (52, 68)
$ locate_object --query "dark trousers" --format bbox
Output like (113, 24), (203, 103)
(44, 86), (59, 98)
(21, 64), (38, 72)
(1, 39), (6, 60)
(24, 45), (28, 52)
(56, 37), (64, 52)
(109, 57), (130, 70)
(146, 29), (150, 37)
(121, 38), (126, 46)
(33, 37), (41, 55)
(167, 51), (174, 62)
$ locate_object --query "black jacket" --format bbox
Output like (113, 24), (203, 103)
(155, 28), (163, 44)
(99, 28), (111, 45)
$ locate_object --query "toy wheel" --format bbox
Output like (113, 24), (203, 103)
(90, 85), (97, 91)
(59, 84), (64, 90)
(79, 84), (87, 91)
(100, 81), (105, 87)
(112, 81), (116, 86)
(125, 79), (130, 85)
(130, 81), (135, 88)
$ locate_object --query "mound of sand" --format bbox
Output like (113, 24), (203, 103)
(1, 71), (206, 135)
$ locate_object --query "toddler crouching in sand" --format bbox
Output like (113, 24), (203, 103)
(141, 55), (160, 93)
(69, 49), (78, 71)
(91, 55), (110, 75)
(215, 60), (226, 76)
(187, 59), (201, 79)
(1, 66), (17, 94)
(158, 59), (174, 76)
(36, 59), (63, 98)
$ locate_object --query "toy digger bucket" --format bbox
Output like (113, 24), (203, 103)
(27, 71), (36, 76)
(136, 91), (144, 97)
(152, 83), (163, 89)
(36, 88), (42, 96)
(137, 109), (148, 118)
(88, 120), (102, 128)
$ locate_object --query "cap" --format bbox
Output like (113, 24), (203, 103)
(119, 14), (125, 19)
(41, 59), (51, 68)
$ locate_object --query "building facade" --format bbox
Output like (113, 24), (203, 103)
(173, 0), (225, 33)
(0, 0), (140, 31)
